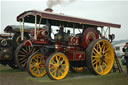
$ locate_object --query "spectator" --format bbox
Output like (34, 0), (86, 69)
(123, 42), (128, 74)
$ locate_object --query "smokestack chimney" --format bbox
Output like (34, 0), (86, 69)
(44, 8), (53, 12)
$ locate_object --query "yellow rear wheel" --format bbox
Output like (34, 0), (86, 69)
(86, 39), (114, 75)
(27, 53), (46, 77)
(46, 52), (69, 80)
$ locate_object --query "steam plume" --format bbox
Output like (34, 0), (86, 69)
(47, 0), (76, 8)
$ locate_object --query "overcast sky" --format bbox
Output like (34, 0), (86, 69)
(0, 0), (128, 40)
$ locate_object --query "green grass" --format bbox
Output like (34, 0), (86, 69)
(0, 65), (22, 73)
(26, 72), (128, 85)
(0, 59), (128, 85)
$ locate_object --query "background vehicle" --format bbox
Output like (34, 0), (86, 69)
(16, 8), (120, 80)
(121, 43), (128, 65)
(0, 25), (31, 69)
(121, 55), (126, 65)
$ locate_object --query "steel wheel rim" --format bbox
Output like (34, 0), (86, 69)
(48, 53), (69, 80)
(29, 53), (46, 77)
(18, 46), (39, 68)
(91, 40), (114, 75)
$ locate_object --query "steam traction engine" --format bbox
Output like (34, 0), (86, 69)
(15, 9), (120, 80)
(0, 25), (31, 69)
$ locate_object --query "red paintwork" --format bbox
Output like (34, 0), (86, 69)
(81, 28), (99, 48)
(65, 51), (74, 61)
(24, 40), (32, 46)
(55, 42), (64, 52)
(32, 40), (49, 44)
(24, 39), (48, 46)
(75, 51), (85, 61)
(55, 40), (85, 61)
(66, 46), (81, 51)
(25, 27), (100, 61)
(30, 28), (48, 39)
(29, 28), (49, 45)
(65, 51), (85, 61)
(68, 36), (80, 45)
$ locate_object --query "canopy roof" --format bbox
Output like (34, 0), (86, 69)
(4, 25), (33, 33)
(17, 10), (121, 29)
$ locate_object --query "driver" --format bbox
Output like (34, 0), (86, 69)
(55, 26), (68, 41)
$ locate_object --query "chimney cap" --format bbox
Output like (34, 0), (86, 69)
(44, 8), (53, 12)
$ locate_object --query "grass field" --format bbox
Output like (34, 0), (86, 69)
(0, 59), (128, 85)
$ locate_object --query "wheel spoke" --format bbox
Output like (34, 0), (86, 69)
(98, 60), (102, 65)
(33, 58), (38, 62)
(58, 70), (60, 77)
(31, 61), (36, 65)
(54, 71), (57, 77)
(104, 52), (109, 57)
(95, 63), (98, 70)
(100, 65), (103, 73)
(20, 50), (26, 54)
(35, 69), (38, 74)
(93, 60), (99, 65)
(94, 48), (100, 55)
(52, 69), (56, 74)
(92, 55), (99, 58)
(103, 47), (110, 54)
(34, 49), (40, 53)
(102, 62), (107, 69)
(32, 47), (36, 53)
(52, 59), (57, 64)
(50, 62), (55, 66)
(56, 56), (59, 64)
(19, 58), (26, 64)
(98, 43), (102, 53)
(37, 68), (40, 74)
(101, 42), (106, 50)
(23, 61), (27, 67)
(18, 55), (26, 57)
(22, 48), (27, 53)
(92, 58), (96, 63)
(60, 65), (66, 71)
(39, 57), (43, 63)
(32, 67), (36, 71)
(37, 57), (40, 63)
(50, 66), (55, 70)
(25, 46), (28, 52)
(60, 60), (64, 65)
(28, 46), (31, 53)
(19, 57), (25, 61)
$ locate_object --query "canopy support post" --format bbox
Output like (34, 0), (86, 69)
(34, 15), (37, 40)
(20, 18), (24, 41)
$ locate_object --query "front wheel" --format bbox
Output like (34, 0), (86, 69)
(46, 52), (69, 80)
(86, 39), (114, 75)
(27, 53), (46, 77)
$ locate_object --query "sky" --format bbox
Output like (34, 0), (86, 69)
(0, 0), (128, 40)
